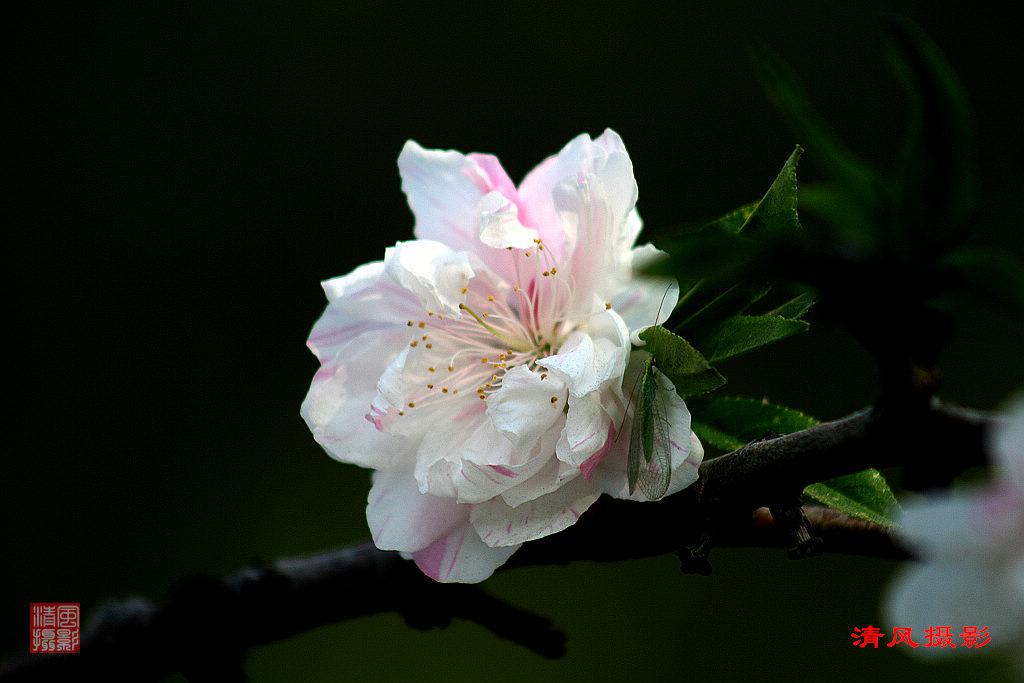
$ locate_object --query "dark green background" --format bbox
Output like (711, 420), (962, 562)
(8, 1), (1023, 681)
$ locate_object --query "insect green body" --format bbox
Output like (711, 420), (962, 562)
(627, 355), (672, 500)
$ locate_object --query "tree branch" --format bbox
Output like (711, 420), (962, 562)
(0, 399), (992, 681)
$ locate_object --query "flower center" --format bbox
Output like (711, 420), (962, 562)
(389, 239), (584, 419)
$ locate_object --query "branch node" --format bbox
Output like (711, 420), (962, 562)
(769, 500), (823, 560)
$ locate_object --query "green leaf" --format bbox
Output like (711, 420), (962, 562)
(937, 247), (1024, 317)
(687, 395), (818, 443)
(797, 181), (880, 250)
(765, 290), (816, 320)
(689, 314), (809, 364)
(704, 201), (758, 235)
(638, 326), (726, 397)
(889, 18), (976, 245)
(750, 47), (883, 212)
(672, 145), (803, 336)
(803, 470), (900, 527)
(736, 145), (803, 240)
(677, 280), (773, 334)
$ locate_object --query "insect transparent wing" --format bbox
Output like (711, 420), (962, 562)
(636, 380), (671, 500)
(630, 360), (672, 500)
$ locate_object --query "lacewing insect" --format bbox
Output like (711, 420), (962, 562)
(626, 285), (676, 499)
(627, 355), (672, 499)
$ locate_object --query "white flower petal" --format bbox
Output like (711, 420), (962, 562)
(517, 129), (636, 263)
(556, 391), (611, 468)
(477, 191), (539, 249)
(414, 409), (553, 503)
(990, 396), (1024, 493)
(885, 558), (1024, 658)
(398, 141), (494, 251)
(452, 456), (553, 506)
(884, 396), (1024, 666)
(399, 141), (525, 282)
(471, 472), (602, 547)
(384, 239), (475, 315)
(367, 468), (467, 553)
(412, 524), (521, 583)
(498, 419), (576, 507)
(550, 142), (639, 308)
(308, 261), (423, 359)
(541, 329), (623, 398)
(301, 331), (415, 469)
(487, 364), (567, 449)
(896, 493), (987, 559)
(612, 244), (680, 335)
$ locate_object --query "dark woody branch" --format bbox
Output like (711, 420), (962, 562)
(508, 399), (989, 568)
(0, 399), (991, 682)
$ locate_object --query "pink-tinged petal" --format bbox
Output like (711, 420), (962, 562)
(487, 365), (567, 449)
(414, 412), (516, 501)
(515, 155), (565, 257)
(413, 524), (521, 583)
(580, 422), (616, 482)
(398, 141), (522, 281)
(517, 130), (635, 263)
(466, 153), (519, 202)
(453, 457), (551, 505)
(399, 141), (494, 251)
(367, 468), (467, 553)
(553, 163), (638, 311)
(662, 430), (704, 496)
(374, 344), (412, 412)
(301, 330), (415, 469)
(470, 472), (602, 547)
(414, 405), (558, 504)
(477, 191), (539, 249)
(883, 397), (1024, 667)
(307, 262), (422, 360)
(555, 390), (610, 468)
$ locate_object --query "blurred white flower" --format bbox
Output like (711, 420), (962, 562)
(302, 130), (702, 582)
(885, 396), (1024, 665)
